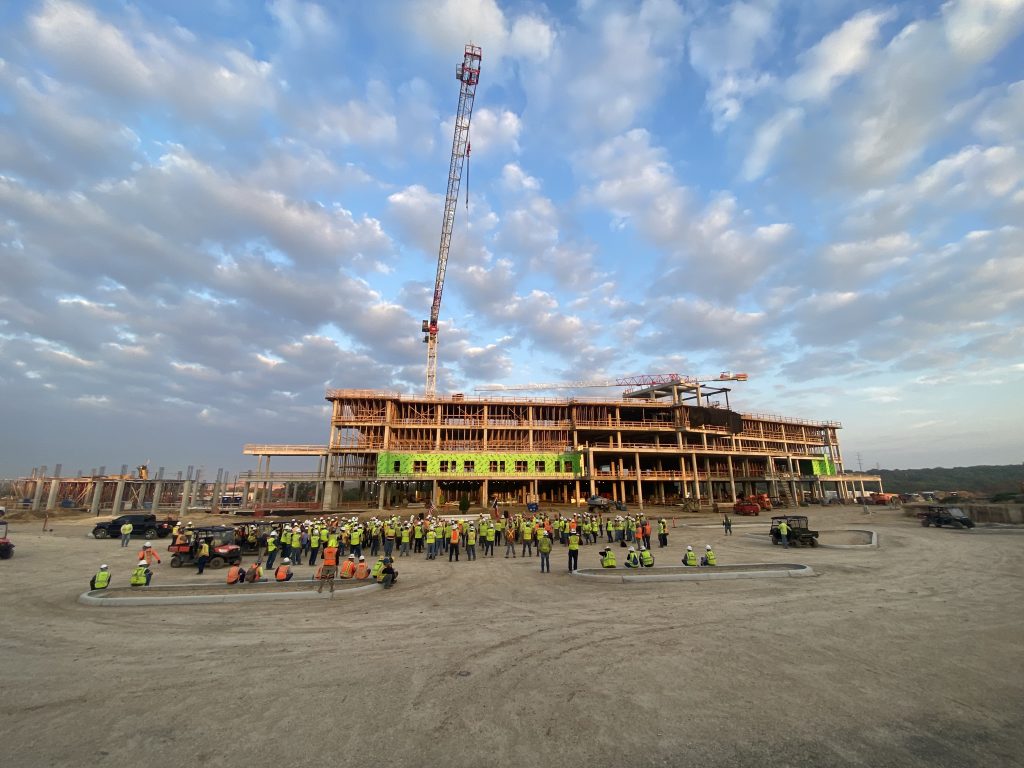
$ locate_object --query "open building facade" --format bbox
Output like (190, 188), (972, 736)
(242, 380), (883, 511)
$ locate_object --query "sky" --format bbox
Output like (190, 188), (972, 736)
(1, 0), (1022, 479)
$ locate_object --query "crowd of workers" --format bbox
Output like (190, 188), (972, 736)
(91, 509), (726, 591)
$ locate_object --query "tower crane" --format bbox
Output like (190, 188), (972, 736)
(422, 43), (482, 397)
(474, 372), (748, 393)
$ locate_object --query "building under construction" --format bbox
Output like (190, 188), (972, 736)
(242, 376), (883, 511)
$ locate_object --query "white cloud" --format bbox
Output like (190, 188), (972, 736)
(268, 0), (335, 47)
(458, 107), (521, 155)
(943, 0), (1024, 63)
(742, 107), (803, 180)
(974, 80), (1024, 142)
(786, 9), (895, 102)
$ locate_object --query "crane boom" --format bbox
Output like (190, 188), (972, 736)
(423, 43), (482, 397)
(474, 372), (748, 392)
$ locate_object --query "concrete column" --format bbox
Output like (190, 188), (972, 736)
(32, 466), (47, 511)
(787, 456), (800, 504)
(587, 450), (596, 497)
(378, 481), (386, 510)
(152, 480), (164, 512)
(243, 481), (251, 506)
(90, 480), (104, 516)
(481, 479), (489, 507)
(179, 480), (192, 517)
(727, 455), (737, 502)
(112, 478), (127, 515)
(46, 464), (62, 510)
(691, 454), (701, 501)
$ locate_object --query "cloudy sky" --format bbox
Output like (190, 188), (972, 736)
(1, 0), (1022, 479)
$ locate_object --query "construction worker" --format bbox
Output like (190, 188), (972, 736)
(521, 520), (534, 557)
(658, 518), (669, 547)
(350, 523), (363, 559)
(309, 526), (321, 566)
(600, 547), (617, 568)
(777, 519), (790, 548)
(138, 541), (161, 566)
(318, 542), (339, 594)
(370, 557), (386, 581)
(466, 525), (477, 561)
(119, 519), (133, 547)
(399, 525), (411, 557)
(448, 523), (460, 562)
(265, 532), (278, 570)
(90, 564), (112, 590)
(380, 558), (398, 588)
(195, 539), (211, 574)
(722, 515), (733, 536)
(642, 519), (652, 549)
(625, 547), (640, 568)
(245, 560), (264, 583)
(701, 545), (717, 566)
(129, 560), (152, 586)
(275, 558), (294, 582)
(567, 529), (580, 572)
(639, 546), (654, 567)
(226, 562), (245, 585)
(425, 525), (437, 560)
(354, 556), (370, 580)
(504, 520), (517, 558)
(340, 554), (357, 579)
(537, 531), (552, 573)
(413, 521), (424, 553)
(383, 520), (396, 558)
(682, 545), (698, 566)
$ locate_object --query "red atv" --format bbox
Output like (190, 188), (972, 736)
(733, 499), (761, 516)
(0, 521), (13, 559)
(168, 525), (241, 569)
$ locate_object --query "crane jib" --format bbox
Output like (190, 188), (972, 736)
(424, 44), (481, 397)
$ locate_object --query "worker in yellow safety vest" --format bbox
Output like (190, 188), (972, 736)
(682, 546), (698, 566)
(600, 547), (617, 568)
(625, 547), (640, 568)
(701, 545), (717, 566)
(91, 564), (112, 589)
(639, 546), (654, 567)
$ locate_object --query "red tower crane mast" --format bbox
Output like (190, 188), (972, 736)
(422, 43), (482, 397)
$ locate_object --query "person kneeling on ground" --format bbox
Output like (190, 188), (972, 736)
(380, 558), (398, 589)
(370, 557), (386, 581)
(340, 554), (357, 579)
(275, 558), (294, 582)
(245, 561), (264, 583)
(600, 547), (617, 568)
(701, 545), (717, 566)
(354, 555), (370, 580)
(91, 564), (112, 590)
(639, 546), (654, 567)
(682, 545), (698, 566)
(625, 546), (640, 568)
(226, 563), (245, 585)
(130, 560), (152, 587)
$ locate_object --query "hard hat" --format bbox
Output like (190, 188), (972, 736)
(100, 564), (109, 569)
(705, 545), (712, 550)
(687, 545), (693, 551)
(282, 558), (291, 564)
(348, 554), (355, 559)
(629, 547), (635, 551)
(138, 560), (147, 566)
(359, 556), (365, 561)
(143, 541), (152, 547)
(639, 546), (646, 551)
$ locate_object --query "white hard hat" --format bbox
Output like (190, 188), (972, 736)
(138, 560), (147, 566)
(359, 556), (365, 561)
(705, 545), (712, 550)
(348, 554), (355, 559)
(686, 545), (693, 551)
(143, 541), (152, 547)
(629, 546), (635, 551)
(100, 564), (109, 569)
(282, 558), (291, 564)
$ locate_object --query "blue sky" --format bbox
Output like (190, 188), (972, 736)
(1, 0), (1022, 478)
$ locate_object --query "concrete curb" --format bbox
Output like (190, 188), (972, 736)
(572, 563), (814, 583)
(78, 580), (380, 606)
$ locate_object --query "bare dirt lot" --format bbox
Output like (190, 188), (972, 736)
(1, 506), (1022, 768)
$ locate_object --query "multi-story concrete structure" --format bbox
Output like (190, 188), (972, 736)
(242, 380), (883, 510)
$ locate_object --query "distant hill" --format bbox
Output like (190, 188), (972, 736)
(878, 465), (1024, 496)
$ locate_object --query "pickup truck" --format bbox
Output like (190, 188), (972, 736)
(92, 514), (175, 540)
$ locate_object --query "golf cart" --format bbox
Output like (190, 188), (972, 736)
(769, 515), (819, 546)
(0, 521), (13, 559)
(168, 525), (242, 568)
(918, 506), (975, 529)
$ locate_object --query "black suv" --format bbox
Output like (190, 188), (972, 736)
(92, 514), (175, 540)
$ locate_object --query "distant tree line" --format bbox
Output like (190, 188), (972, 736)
(878, 464), (1024, 497)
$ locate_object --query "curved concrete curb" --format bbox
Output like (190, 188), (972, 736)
(79, 580), (380, 606)
(572, 563), (813, 583)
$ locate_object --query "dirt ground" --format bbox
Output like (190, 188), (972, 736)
(1, 506), (1022, 768)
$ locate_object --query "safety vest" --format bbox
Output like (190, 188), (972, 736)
(354, 562), (370, 579)
(601, 550), (617, 568)
(450, 528), (460, 544)
(340, 560), (356, 578)
(467, 529), (476, 545)
(197, 543), (210, 558)
(310, 531), (320, 548)
(275, 566), (291, 581)
(245, 565), (261, 582)
(384, 525), (395, 539)
(684, 550), (697, 566)
(266, 537), (277, 552)
(568, 534), (580, 551)
(626, 551), (640, 567)
(401, 529), (411, 543)
(129, 566), (148, 586)
(93, 570), (111, 589)
(538, 536), (552, 554)
(778, 523), (789, 536)
(485, 526), (495, 542)
(371, 560), (385, 579)
(426, 530), (436, 544)
(323, 547), (339, 566)
(522, 524), (533, 541)
(226, 565), (243, 584)
(350, 528), (362, 546)
(659, 520), (667, 533)
(704, 549), (717, 566)
(640, 549), (654, 567)
(120, 523), (133, 535)
(292, 531), (302, 548)
(413, 525), (423, 540)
